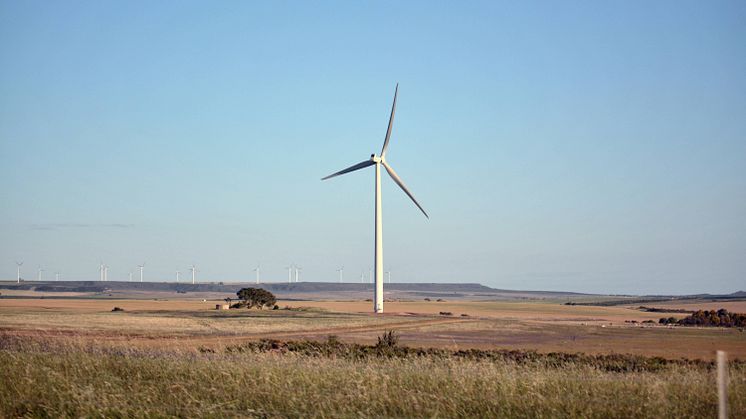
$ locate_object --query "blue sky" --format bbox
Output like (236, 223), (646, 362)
(1, 1), (744, 294)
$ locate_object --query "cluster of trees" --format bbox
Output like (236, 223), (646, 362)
(659, 309), (746, 327)
(233, 287), (277, 310)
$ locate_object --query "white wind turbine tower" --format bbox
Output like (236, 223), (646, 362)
(15, 261), (23, 283)
(286, 265), (293, 283)
(189, 265), (197, 284)
(323, 84), (428, 313)
(176, 269), (181, 283)
(138, 263), (145, 282)
(37, 266), (44, 281)
(55, 272), (60, 282)
(98, 262), (105, 281)
(295, 266), (302, 283)
(337, 266), (344, 283)
(386, 270), (391, 284)
(103, 265), (109, 282)
(128, 271), (133, 282)
(253, 264), (260, 284)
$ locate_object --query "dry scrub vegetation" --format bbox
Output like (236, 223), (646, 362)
(1, 335), (744, 418)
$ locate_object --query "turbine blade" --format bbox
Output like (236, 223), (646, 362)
(322, 160), (375, 180)
(380, 83), (398, 157)
(382, 161), (429, 218)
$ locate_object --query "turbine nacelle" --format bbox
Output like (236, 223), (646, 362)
(323, 85), (427, 218)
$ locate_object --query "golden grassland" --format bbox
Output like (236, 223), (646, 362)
(1, 336), (744, 418)
(1, 298), (745, 359)
(2, 297), (745, 417)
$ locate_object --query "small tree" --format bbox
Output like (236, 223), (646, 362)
(236, 287), (277, 310)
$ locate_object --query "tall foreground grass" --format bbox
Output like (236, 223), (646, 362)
(1, 337), (744, 418)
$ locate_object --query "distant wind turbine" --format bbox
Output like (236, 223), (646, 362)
(103, 265), (109, 282)
(253, 264), (260, 284)
(337, 266), (344, 283)
(295, 266), (302, 283)
(138, 263), (145, 282)
(286, 265), (293, 283)
(37, 266), (44, 282)
(98, 262), (105, 281)
(386, 270), (391, 284)
(322, 84), (428, 313)
(176, 269), (181, 283)
(15, 261), (22, 283)
(189, 265), (197, 284)
(128, 271), (133, 282)
(55, 272), (60, 282)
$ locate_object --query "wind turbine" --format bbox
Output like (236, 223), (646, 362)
(138, 263), (145, 282)
(295, 266), (302, 283)
(337, 266), (344, 283)
(253, 264), (260, 284)
(15, 261), (22, 283)
(55, 272), (60, 282)
(98, 262), (105, 281)
(323, 84), (428, 313)
(176, 269), (181, 283)
(103, 265), (109, 282)
(386, 270), (391, 284)
(286, 265), (293, 283)
(189, 265), (197, 284)
(37, 266), (44, 281)
(128, 271), (133, 282)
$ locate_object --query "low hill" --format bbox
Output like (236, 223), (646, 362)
(2, 281), (742, 303)
(0, 280), (589, 301)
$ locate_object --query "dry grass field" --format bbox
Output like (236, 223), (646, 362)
(1, 297), (744, 360)
(2, 296), (745, 417)
(3, 338), (742, 418)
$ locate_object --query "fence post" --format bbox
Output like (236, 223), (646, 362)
(717, 350), (727, 419)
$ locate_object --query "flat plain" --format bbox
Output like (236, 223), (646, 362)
(2, 296), (744, 359)
(2, 287), (745, 418)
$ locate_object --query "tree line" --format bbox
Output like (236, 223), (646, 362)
(659, 308), (746, 327)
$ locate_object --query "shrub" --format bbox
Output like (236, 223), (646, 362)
(376, 331), (399, 349)
(111, 307), (124, 312)
(659, 309), (746, 327)
(439, 311), (452, 316)
(236, 287), (277, 310)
